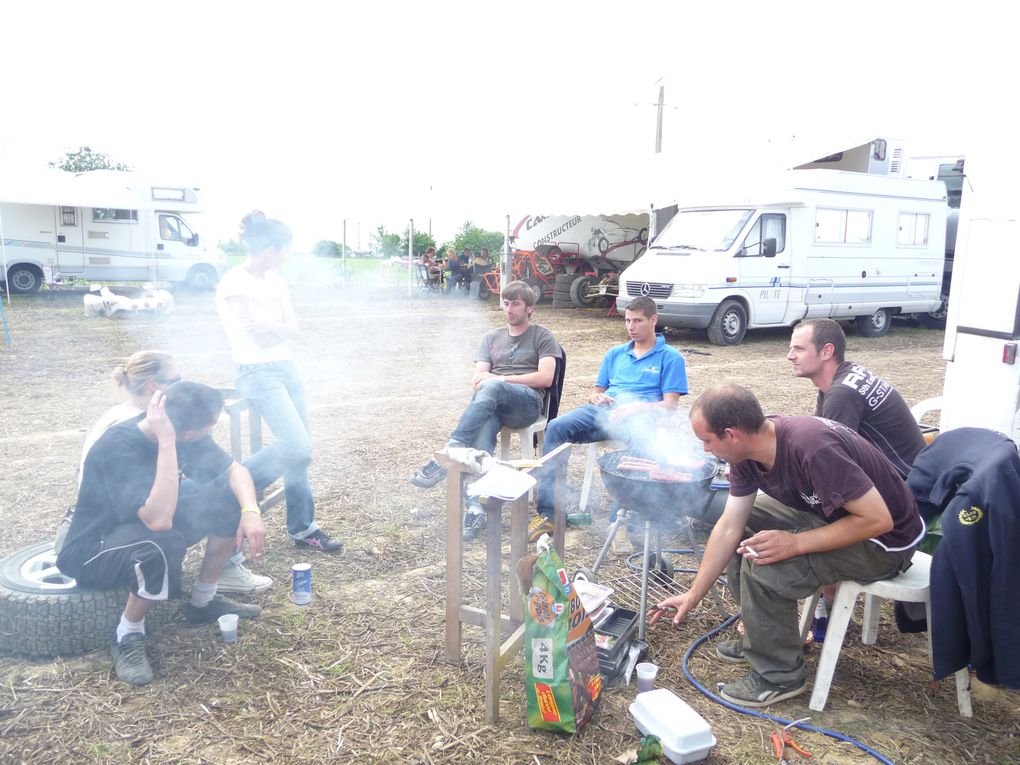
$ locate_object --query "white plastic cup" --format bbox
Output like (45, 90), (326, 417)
(636, 662), (659, 693)
(217, 613), (239, 644)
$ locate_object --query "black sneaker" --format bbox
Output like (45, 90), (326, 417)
(110, 633), (154, 686)
(716, 639), (748, 664)
(294, 529), (343, 553)
(410, 458), (447, 488)
(185, 594), (263, 625)
(719, 670), (806, 707)
(462, 507), (487, 541)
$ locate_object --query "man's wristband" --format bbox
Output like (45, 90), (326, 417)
(240, 505), (261, 515)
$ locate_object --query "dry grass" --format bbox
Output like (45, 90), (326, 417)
(0, 281), (1017, 764)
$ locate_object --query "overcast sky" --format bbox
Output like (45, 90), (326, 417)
(0, 0), (1008, 249)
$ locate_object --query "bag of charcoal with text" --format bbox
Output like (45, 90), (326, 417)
(519, 537), (601, 733)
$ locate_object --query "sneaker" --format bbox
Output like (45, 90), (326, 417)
(462, 505), (487, 541)
(716, 639), (748, 664)
(294, 529), (343, 553)
(528, 515), (554, 543)
(410, 458), (447, 488)
(110, 633), (154, 686)
(185, 594), (263, 625)
(216, 561), (273, 595)
(719, 671), (806, 707)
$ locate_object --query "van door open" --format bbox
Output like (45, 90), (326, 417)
(54, 205), (85, 274)
(735, 212), (790, 324)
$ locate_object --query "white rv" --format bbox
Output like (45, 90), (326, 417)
(0, 170), (227, 293)
(616, 169), (947, 345)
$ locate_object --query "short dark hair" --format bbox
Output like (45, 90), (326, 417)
(502, 280), (536, 307)
(626, 296), (657, 319)
(165, 382), (223, 433)
(692, 383), (765, 437)
(797, 319), (846, 363)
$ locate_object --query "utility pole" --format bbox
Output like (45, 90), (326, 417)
(655, 83), (664, 154)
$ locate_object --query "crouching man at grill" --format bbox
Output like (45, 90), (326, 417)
(529, 295), (688, 541)
(57, 382), (266, 686)
(650, 383), (923, 706)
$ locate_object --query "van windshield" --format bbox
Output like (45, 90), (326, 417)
(651, 209), (753, 253)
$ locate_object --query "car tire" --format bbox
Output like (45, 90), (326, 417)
(706, 299), (748, 345)
(0, 542), (175, 659)
(5, 264), (43, 294)
(856, 308), (892, 337)
(184, 265), (218, 291)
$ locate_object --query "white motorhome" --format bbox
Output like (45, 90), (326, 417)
(616, 169), (947, 345)
(0, 170), (227, 293)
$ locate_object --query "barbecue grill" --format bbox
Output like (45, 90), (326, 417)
(581, 449), (727, 641)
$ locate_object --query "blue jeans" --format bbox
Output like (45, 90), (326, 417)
(448, 381), (543, 455)
(536, 404), (658, 518)
(235, 360), (319, 539)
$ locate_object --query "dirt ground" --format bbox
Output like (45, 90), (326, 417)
(0, 279), (1017, 764)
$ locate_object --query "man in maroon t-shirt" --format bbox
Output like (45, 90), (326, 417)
(651, 383), (923, 707)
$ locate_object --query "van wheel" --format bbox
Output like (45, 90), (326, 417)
(0, 542), (175, 658)
(6, 264), (43, 294)
(919, 294), (948, 329)
(707, 300), (747, 345)
(185, 265), (218, 291)
(856, 308), (892, 337)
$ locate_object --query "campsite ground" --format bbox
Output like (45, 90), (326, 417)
(0, 272), (1017, 764)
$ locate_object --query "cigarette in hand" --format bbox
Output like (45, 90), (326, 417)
(743, 546), (760, 558)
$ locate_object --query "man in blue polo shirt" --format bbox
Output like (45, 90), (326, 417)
(530, 295), (688, 539)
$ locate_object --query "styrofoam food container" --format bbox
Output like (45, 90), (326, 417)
(629, 688), (716, 764)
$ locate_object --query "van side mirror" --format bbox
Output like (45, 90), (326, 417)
(763, 237), (777, 258)
(188, 233), (200, 246)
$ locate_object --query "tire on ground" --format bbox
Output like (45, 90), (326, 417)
(856, 307), (892, 338)
(569, 275), (598, 308)
(552, 273), (575, 308)
(0, 542), (176, 659)
(706, 299), (748, 345)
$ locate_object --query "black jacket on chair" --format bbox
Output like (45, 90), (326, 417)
(907, 427), (1020, 688)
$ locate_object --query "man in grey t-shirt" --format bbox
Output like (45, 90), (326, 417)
(410, 280), (561, 539)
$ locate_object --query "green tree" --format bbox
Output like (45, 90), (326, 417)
(49, 145), (132, 172)
(451, 220), (505, 257)
(376, 225), (403, 259)
(313, 240), (342, 258)
(399, 229), (437, 259)
(218, 239), (244, 258)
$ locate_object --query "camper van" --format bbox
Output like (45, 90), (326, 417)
(616, 169), (947, 345)
(0, 170), (227, 293)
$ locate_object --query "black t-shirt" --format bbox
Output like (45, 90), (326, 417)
(56, 416), (232, 576)
(815, 360), (925, 478)
(729, 415), (923, 550)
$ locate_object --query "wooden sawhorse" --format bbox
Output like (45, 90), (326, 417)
(440, 444), (570, 723)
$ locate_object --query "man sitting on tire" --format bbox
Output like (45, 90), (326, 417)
(529, 295), (688, 540)
(56, 382), (267, 686)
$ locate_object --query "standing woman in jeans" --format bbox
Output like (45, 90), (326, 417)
(215, 211), (342, 552)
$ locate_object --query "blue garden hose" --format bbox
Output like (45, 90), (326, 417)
(676, 602), (897, 764)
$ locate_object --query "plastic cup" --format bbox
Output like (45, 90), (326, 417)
(217, 613), (239, 644)
(636, 662), (658, 693)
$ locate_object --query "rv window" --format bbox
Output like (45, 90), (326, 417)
(60, 207), (76, 226)
(159, 215), (195, 244)
(815, 207), (872, 245)
(93, 208), (139, 223)
(740, 214), (786, 257)
(897, 213), (929, 246)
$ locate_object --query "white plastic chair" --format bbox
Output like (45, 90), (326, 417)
(798, 550), (972, 716)
(576, 440), (627, 513)
(498, 415), (548, 460)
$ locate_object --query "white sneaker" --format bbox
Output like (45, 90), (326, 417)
(216, 561), (273, 595)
